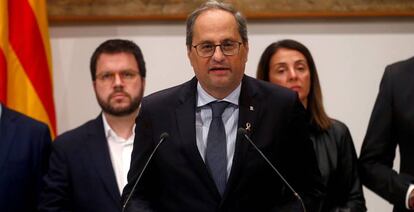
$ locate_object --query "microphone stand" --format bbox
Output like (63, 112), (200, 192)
(238, 128), (306, 212)
(122, 132), (169, 212)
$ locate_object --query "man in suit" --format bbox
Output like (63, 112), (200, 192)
(121, 1), (324, 211)
(359, 56), (414, 212)
(0, 104), (52, 211)
(39, 39), (146, 212)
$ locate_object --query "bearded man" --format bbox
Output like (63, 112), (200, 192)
(39, 39), (146, 212)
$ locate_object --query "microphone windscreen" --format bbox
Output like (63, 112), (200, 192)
(237, 128), (247, 136)
(160, 132), (169, 140)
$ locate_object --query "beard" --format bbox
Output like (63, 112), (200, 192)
(96, 88), (142, 117)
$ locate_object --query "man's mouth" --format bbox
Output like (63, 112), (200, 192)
(111, 92), (128, 99)
(209, 67), (229, 71)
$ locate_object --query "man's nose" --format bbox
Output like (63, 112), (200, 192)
(113, 73), (124, 86)
(212, 45), (225, 62)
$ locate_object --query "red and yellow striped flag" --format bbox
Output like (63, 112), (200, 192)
(0, 0), (56, 138)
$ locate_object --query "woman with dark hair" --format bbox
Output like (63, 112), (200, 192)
(257, 39), (366, 212)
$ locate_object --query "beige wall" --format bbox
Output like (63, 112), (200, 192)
(50, 19), (414, 211)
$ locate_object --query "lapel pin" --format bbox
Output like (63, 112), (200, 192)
(245, 122), (251, 131)
(249, 106), (254, 111)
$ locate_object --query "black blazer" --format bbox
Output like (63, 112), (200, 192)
(122, 76), (324, 212)
(359, 56), (414, 212)
(311, 120), (366, 212)
(39, 115), (121, 212)
(0, 106), (52, 212)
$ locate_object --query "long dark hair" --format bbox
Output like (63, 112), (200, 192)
(257, 39), (331, 130)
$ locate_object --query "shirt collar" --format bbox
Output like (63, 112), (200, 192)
(102, 113), (135, 142)
(196, 82), (241, 107)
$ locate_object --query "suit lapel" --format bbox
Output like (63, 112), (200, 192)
(175, 78), (220, 197)
(225, 76), (262, 197)
(0, 107), (17, 171)
(85, 115), (120, 204)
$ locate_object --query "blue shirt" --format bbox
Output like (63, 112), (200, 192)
(195, 82), (240, 179)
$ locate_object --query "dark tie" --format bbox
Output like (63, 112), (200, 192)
(206, 101), (229, 196)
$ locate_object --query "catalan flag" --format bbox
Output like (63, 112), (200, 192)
(0, 0), (56, 138)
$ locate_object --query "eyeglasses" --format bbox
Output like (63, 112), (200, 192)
(192, 40), (242, 58)
(95, 70), (139, 84)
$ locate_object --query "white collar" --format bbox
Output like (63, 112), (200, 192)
(102, 113), (135, 142)
(196, 82), (241, 107)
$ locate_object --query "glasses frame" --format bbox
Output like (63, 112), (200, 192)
(192, 41), (243, 58)
(95, 70), (140, 85)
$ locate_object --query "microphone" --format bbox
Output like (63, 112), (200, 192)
(122, 132), (169, 212)
(237, 128), (306, 212)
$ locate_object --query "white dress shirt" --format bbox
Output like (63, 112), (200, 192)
(102, 114), (135, 194)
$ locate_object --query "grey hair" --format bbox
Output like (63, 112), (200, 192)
(185, 0), (248, 49)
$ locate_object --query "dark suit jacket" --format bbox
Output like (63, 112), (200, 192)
(0, 105), (52, 212)
(122, 76), (324, 212)
(39, 115), (121, 212)
(359, 56), (414, 212)
(311, 120), (366, 212)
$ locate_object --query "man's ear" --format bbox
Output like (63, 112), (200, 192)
(187, 46), (194, 67)
(93, 81), (97, 92)
(243, 42), (249, 63)
(141, 79), (146, 93)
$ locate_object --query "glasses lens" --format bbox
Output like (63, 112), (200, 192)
(196, 43), (214, 57)
(119, 71), (138, 80)
(221, 41), (239, 56)
(96, 72), (114, 82)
